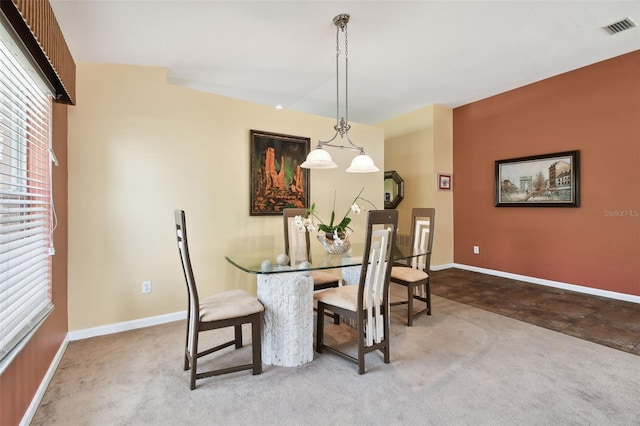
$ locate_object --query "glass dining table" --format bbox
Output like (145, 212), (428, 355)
(225, 243), (427, 367)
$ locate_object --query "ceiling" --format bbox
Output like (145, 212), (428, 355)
(49, 1), (640, 125)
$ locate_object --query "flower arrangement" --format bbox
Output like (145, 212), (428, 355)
(294, 187), (376, 246)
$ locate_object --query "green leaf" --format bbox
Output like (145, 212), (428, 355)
(337, 217), (351, 231)
(318, 224), (331, 233)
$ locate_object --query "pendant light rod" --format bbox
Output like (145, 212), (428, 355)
(316, 14), (364, 154)
(301, 13), (379, 173)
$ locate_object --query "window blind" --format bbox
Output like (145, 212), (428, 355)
(0, 19), (53, 366)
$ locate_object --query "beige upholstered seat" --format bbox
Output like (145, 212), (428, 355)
(283, 208), (341, 323)
(315, 210), (398, 374)
(390, 208), (435, 326)
(174, 210), (263, 390)
(310, 270), (342, 287)
(198, 289), (264, 322)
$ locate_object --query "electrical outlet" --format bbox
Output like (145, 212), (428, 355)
(473, 246), (480, 254)
(142, 280), (152, 293)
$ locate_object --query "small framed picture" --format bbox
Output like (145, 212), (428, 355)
(437, 173), (452, 191)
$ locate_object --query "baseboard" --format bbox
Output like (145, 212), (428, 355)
(20, 336), (69, 426)
(67, 310), (186, 341)
(443, 263), (640, 304)
(60, 263), (640, 341)
(431, 263), (455, 271)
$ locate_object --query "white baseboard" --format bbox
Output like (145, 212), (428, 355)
(431, 263), (455, 271)
(67, 310), (186, 341)
(439, 263), (640, 304)
(20, 336), (69, 426)
(50, 263), (640, 343)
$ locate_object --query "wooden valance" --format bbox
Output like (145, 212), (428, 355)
(1, 0), (76, 105)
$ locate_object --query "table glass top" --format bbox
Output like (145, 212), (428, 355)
(225, 243), (428, 275)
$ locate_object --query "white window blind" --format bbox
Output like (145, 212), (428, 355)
(0, 19), (54, 366)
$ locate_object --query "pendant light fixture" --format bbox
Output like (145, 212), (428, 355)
(301, 14), (380, 173)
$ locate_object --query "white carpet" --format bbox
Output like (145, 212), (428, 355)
(32, 296), (640, 425)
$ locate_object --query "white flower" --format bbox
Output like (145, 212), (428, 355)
(294, 215), (306, 232)
(350, 203), (361, 215)
(303, 218), (316, 232)
(294, 215), (316, 232)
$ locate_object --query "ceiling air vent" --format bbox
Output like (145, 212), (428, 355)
(604, 17), (637, 35)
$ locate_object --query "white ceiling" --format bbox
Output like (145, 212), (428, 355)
(49, 1), (640, 124)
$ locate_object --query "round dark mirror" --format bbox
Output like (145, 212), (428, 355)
(384, 170), (404, 209)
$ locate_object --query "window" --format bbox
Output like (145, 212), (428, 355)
(0, 19), (54, 368)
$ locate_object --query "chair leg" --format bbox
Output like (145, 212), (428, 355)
(426, 279), (432, 315)
(407, 283), (414, 326)
(383, 306), (390, 364)
(184, 352), (190, 371)
(234, 324), (243, 349)
(184, 311), (191, 371)
(190, 330), (199, 390)
(357, 317), (365, 375)
(251, 313), (262, 375)
(316, 303), (325, 353)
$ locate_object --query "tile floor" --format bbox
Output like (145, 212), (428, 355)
(428, 268), (640, 356)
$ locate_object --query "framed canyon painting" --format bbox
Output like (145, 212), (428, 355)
(250, 130), (310, 216)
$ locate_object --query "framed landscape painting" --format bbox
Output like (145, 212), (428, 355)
(495, 150), (580, 207)
(250, 130), (310, 216)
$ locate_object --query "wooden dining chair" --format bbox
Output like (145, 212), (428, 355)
(315, 210), (398, 374)
(174, 209), (264, 389)
(283, 208), (341, 323)
(390, 208), (435, 326)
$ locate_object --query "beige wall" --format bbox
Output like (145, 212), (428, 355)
(380, 105), (453, 267)
(67, 63), (384, 331)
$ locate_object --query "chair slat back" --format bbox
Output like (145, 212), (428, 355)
(283, 208), (312, 266)
(358, 210), (398, 345)
(409, 208), (436, 273)
(174, 210), (199, 355)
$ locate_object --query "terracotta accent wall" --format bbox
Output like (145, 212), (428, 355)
(0, 103), (69, 425)
(453, 50), (640, 297)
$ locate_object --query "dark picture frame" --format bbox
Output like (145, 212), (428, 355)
(250, 130), (310, 216)
(437, 173), (452, 191)
(495, 150), (580, 207)
(383, 170), (404, 209)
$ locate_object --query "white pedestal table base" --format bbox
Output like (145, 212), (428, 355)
(257, 272), (314, 367)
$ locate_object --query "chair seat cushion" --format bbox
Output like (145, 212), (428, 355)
(310, 270), (340, 286)
(200, 289), (264, 322)
(313, 285), (359, 312)
(391, 266), (429, 282)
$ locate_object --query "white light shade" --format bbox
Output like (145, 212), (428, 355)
(345, 153), (380, 173)
(300, 148), (338, 169)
